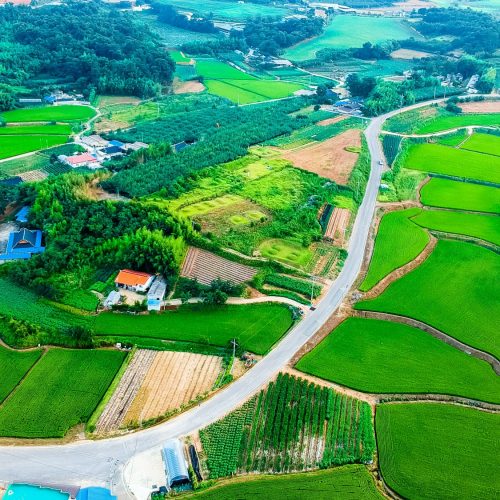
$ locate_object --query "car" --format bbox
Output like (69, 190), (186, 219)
(378, 160), (384, 165)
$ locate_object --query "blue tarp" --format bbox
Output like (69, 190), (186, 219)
(76, 487), (117, 500)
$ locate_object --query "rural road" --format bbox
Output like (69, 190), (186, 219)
(0, 98), (452, 497)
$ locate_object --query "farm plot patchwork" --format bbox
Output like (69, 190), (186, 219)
(186, 465), (382, 500)
(404, 143), (500, 184)
(0, 345), (42, 403)
(296, 317), (500, 403)
(376, 404), (500, 500)
(200, 373), (375, 478)
(125, 351), (222, 425)
(281, 129), (362, 185)
(0, 348), (126, 438)
(458, 100), (500, 114)
(93, 304), (293, 355)
(181, 247), (257, 286)
(419, 178), (500, 214)
(357, 240), (500, 358)
(360, 208), (429, 292)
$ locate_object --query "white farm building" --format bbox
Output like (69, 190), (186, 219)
(162, 439), (190, 488)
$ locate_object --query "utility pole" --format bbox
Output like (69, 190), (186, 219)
(230, 338), (238, 374)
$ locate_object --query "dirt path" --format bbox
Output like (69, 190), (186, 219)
(381, 124), (499, 139)
(355, 310), (500, 374)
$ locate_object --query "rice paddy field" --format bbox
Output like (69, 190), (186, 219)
(404, 143), (500, 184)
(285, 15), (419, 61)
(460, 132), (500, 156)
(196, 60), (304, 104)
(419, 178), (500, 214)
(0, 345), (42, 403)
(1, 105), (95, 123)
(0, 134), (69, 160)
(411, 209), (500, 246)
(187, 465), (382, 499)
(0, 348), (126, 438)
(416, 113), (500, 134)
(360, 208), (429, 292)
(296, 317), (500, 403)
(357, 240), (500, 358)
(93, 303), (293, 355)
(376, 404), (500, 500)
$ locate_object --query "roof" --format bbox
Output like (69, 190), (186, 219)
(12, 228), (37, 249)
(76, 487), (117, 500)
(115, 269), (153, 287)
(147, 277), (167, 300)
(104, 146), (123, 155)
(174, 142), (188, 153)
(104, 290), (121, 307)
(67, 153), (96, 165)
(108, 140), (124, 148)
(15, 206), (30, 223)
(162, 439), (189, 486)
(0, 229), (45, 261)
(0, 177), (23, 186)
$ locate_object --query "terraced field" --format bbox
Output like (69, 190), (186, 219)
(296, 317), (500, 403)
(376, 404), (500, 499)
(357, 240), (500, 358)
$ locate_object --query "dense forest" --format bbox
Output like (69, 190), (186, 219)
(153, 3), (218, 33)
(105, 99), (317, 197)
(0, 1), (175, 104)
(7, 174), (190, 301)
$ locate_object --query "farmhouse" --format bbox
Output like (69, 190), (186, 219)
(0, 228), (45, 261)
(80, 135), (109, 149)
(115, 269), (154, 292)
(147, 276), (167, 311)
(162, 439), (190, 489)
(60, 153), (101, 169)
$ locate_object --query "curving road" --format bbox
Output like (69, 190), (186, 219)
(0, 99), (451, 497)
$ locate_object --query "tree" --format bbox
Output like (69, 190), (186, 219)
(346, 74), (377, 98)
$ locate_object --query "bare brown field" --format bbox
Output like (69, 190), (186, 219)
(324, 208), (350, 246)
(391, 48), (432, 59)
(282, 129), (361, 185)
(97, 95), (141, 108)
(181, 246), (257, 285)
(96, 349), (156, 433)
(18, 169), (48, 182)
(316, 115), (347, 127)
(174, 80), (205, 95)
(125, 351), (222, 424)
(459, 100), (500, 113)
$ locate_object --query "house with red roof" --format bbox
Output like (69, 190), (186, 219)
(60, 153), (101, 169)
(115, 269), (154, 292)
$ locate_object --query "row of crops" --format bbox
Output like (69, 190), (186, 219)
(199, 373), (375, 479)
(265, 274), (322, 299)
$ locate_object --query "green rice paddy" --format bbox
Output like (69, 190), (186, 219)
(460, 132), (500, 156)
(170, 50), (192, 63)
(376, 404), (500, 500)
(1, 105), (95, 123)
(285, 15), (419, 60)
(419, 178), (500, 214)
(93, 303), (293, 355)
(296, 317), (500, 403)
(360, 208), (429, 292)
(412, 209), (500, 246)
(0, 348), (125, 438)
(404, 143), (500, 184)
(415, 113), (500, 134)
(357, 240), (500, 358)
(0, 135), (69, 160)
(187, 465), (382, 499)
(0, 124), (72, 135)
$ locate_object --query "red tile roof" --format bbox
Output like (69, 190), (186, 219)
(67, 153), (96, 165)
(115, 269), (153, 287)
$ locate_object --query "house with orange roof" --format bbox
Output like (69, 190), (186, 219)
(115, 269), (154, 292)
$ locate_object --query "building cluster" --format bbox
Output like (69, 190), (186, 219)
(59, 136), (148, 169)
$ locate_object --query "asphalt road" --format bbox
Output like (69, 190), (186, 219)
(0, 98), (450, 496)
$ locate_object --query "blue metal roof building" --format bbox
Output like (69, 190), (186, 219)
(76, 487), (116, 500)
(162, 439), (189, 488)
(108, 140), (125, 149)
(0, 228), (45, 261)
(15, 206), (30, 224)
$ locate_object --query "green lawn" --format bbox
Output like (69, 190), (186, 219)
(359, 209), (429, 291)
(296, 317), (500, 403)
(258, 239), (313, 270)
(187, 465), (382, 499)
(376, 404), (500, 500)
(460, 132), (500, 156)
(415, 113), (500, 134)
(285, 15), (417, 60)
(0, 344), (42, 403)
(0, 124), (72, 135)
(1, 105), (96, 123)
(196, 60), (255, 80)
(93, 303), (293, 355)
(0, 135), (69, 160)
(411, 209), (500, 246)
(357, 240), (500, 358)
(404, 143), (500, 184)
(0, 348), (125, 438)
(170, 50), (192, 63)
(420, 178), (500, 214)
(204, 80), (266, 105)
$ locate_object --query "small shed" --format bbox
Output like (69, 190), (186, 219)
(15, 206), (30, 224)
(162, 439), (189, 488)
(147, 276), (167, 311)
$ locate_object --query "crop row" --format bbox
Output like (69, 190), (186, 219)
(265, 274), (322, 299)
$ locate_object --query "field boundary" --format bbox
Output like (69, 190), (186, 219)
(354, 310), (500, 374)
